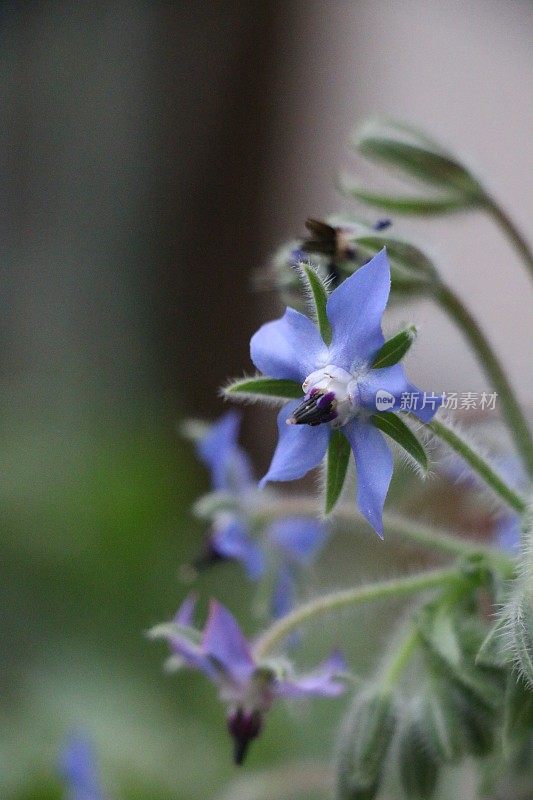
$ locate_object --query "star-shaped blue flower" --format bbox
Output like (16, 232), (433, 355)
(250, 249), (439, 536)
(152, 595), (346, 764)
(59, 733), (106, 800)
(194, 411), (327, 617)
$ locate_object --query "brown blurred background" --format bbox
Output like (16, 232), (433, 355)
(1, 2), (532, 797)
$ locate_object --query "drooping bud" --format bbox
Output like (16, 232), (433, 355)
(423, 651), (496, 758)
(347, 118), (487, 214)
(335, 685), (397, 800)
(398, 710), (440, 800)
(421, 677), (463, 763)
(227, 708), (263, 765)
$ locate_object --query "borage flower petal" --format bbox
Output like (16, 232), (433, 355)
(250, 307), (328, 383)
(326, 249), (390, 369)
(152, 598), (346, 764)
(259, 400), (331, 487)
(268, 517), (326, 565)
(60, 733), (106, 800)
(343, 419), (394, 538)
(276, 649), (347, 698)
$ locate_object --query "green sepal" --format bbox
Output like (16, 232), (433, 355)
(423, 649), (496, 758)
(371, 326), (417, 369)
(502, 673), (533, 753)
(147, 621), (202, 647)
(298, 262), (332, 344)
(398, 714), (440, 799)
(223, 375), (303, 402)
(418, 609), (504, 712)
(422, 677), (464, 763)
(506, 587), (533, 689)
(192, 491), (240, 520)
(336, 685), (397, 800)
(371, 412), (428, 474)
(476, 616), (510, 669)
(325, 430), (351, 514)
(448, 683), (495, 757)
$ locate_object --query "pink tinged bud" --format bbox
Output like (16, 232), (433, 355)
(227, 708), (263, 765)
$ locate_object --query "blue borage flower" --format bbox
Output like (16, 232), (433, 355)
(150, 595), (346, 764)
(250, 249), (440, 536)
(60, 733), (106, 800)
(194, 410), (327, 618)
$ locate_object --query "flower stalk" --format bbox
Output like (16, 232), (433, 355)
(253, 568), (462, 658)
(435, 281), (533, 477)
(427, 417), (527, 514)
(254, 497), (514, 571)
(485, 196), (533, 279)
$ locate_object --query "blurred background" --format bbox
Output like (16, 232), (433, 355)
(1, 1), (532, 798)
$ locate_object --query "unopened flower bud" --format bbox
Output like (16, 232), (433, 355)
(335, 685), (397, 800)
(398, 710), (440, 800)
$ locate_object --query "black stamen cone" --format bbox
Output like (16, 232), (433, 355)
(290, 392), (336, 426)
(228, 709), (262, 765)
(193, 538), (229, 571)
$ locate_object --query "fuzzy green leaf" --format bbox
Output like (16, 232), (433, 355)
(223, 376), (302, 401)
(340, 177), (469, 216)
(371, 412), (428, 473)
(299, 263), (332, 344)
(371, 326), (417, 369)
(325, 430), (351, 514)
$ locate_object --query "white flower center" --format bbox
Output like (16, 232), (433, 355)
(288, 364), (362, 429)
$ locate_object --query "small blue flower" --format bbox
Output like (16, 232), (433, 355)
(59, 733), (106, 800)
(250, 249), (440, 536)
(194, 412), (327, 617)
(152, 596), (346, 764)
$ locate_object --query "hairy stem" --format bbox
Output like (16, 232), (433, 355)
(255, 498), (513, 570)
(381, 626), (420, 688)
(427, 417), (527, 513)
(254, 568), (461, 658)
(436, 282), (533, 478)
(485, 197), (533, 279)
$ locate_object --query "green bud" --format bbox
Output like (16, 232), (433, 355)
(398, 712), (440, 799)
(336, 685), (397, 800)
(449, 683), (495, 757)
(418, 606), (504, 712)
(422, 677), (464, 763)
(350, 119), (486, 211)
(502, 672), (533, 754)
